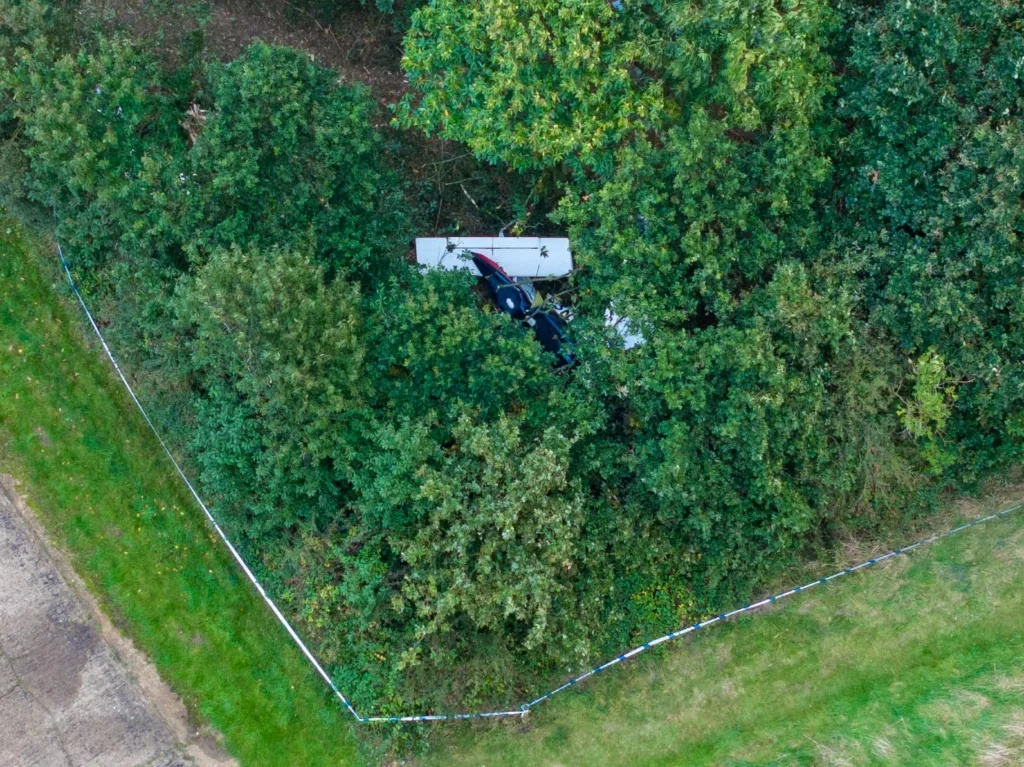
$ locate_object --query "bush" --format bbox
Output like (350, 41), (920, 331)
(335, 410), (590, 703)
(398, 0), (666, 172)
(834, 0), (1024, 477)
(546, 0), (862, 584)
(175, 244), (369, 541)
(185, 42), (406, 280)
(5, 35), (187, 269)
(0, 0), (82, 63)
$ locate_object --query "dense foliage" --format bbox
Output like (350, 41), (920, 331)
(556, 0), (853, 577)
(7, 35), (186, 268)
(399, 0), (665, 172)
(834, 0), (1024, 478)
(1, 0), (1021, 720)
(186, 44), (404, 277)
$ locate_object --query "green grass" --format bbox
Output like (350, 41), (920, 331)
(0, 223), (362, 765)
(421, 504), (1024, 766)
(4, 218), (1024, 767)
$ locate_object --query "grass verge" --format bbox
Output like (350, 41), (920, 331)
(0, 221), (361, 765)
(420, 495), (1024, 766)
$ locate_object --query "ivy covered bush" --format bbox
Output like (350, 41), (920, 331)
(1, 0), (1021, 720)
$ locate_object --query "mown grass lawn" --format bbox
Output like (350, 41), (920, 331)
(421, 498), (1024, 767)
(3, 218), (1024, 767)
(0, 221), (362, 766)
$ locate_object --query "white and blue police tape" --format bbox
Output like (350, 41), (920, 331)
(58, 241), (1023, 724)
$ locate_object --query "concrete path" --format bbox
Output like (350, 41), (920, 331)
(0, 483), (196, 767)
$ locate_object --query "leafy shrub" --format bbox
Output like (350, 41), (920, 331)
(176, 244), (370, 540)
(185, 42), (406, 280)
(0, 0), (81, 64)
(547, 0), (859, 583)
(5, 35), (187, 269)
(834, 0), (1024, 477)
(558, 0), (835, 317)
(340, 411), (589, 699)
(398, 0), (666, 172)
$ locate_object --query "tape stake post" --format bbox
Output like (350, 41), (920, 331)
(56, 242), (1023, 724)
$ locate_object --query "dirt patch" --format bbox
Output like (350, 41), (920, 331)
(84, 0), (407, 102)
(0, 474), (235, 767)
(206, 0), (408, 103)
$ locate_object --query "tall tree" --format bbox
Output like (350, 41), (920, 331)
(834, 0), (1024, 476)
(398, 0), (666, 172)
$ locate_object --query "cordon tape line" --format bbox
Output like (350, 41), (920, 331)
(57, 241), (1023, 724)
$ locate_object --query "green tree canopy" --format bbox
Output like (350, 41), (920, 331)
(185, 42), (406, 280)
(834, 0), (1024, 475)
(398, 0), (666, 172)
(354, 413), (586, 664)
(176, 244), (369, 540)
(6, 35), (186, 268)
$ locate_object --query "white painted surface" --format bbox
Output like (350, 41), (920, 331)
(415, 237), (573, 277)
(605, 307), (647, 349)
